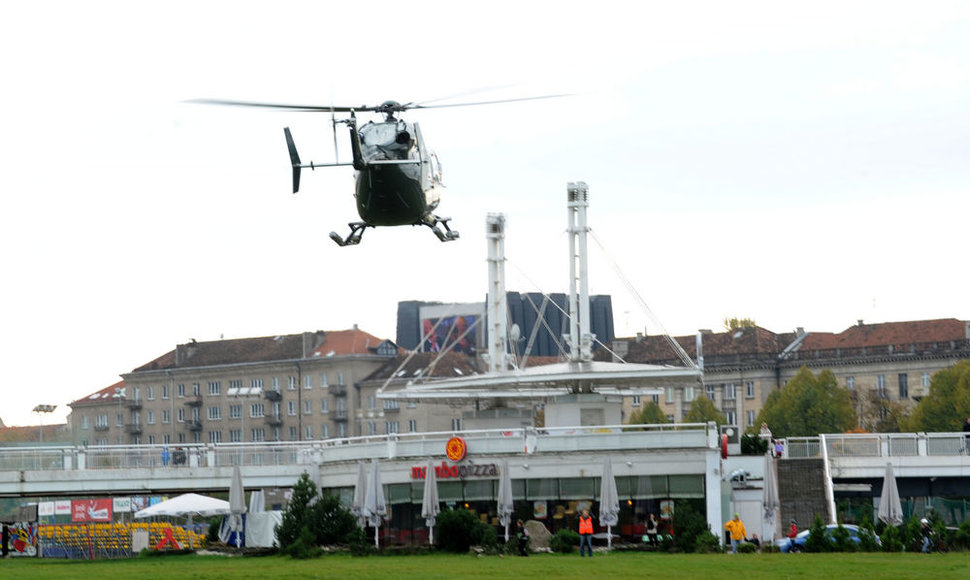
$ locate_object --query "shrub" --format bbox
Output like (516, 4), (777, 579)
(761, 544), (781, 553)
(856, 516), (880, 552)
(281, 525), (322, 559)
(550, 529), (580, 553)
(695, 531), (724, 553)
(736, 541), (757, 554)
(880, 524), (903, 552)
(804, 515), (832, 553)
(832, 522), (856, 552)
(435, 508), (493, 553)
(347, 527), (374, 557)
(740, 433), (769, 455)
(671, 501), (712, 553)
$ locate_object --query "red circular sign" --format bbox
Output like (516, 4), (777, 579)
(446, 436), (467, 462)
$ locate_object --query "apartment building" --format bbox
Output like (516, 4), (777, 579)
(68, 327), (399, 446)
(607, 318), (970, 431)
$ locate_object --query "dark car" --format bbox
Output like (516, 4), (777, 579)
(774, 524), (880, 553)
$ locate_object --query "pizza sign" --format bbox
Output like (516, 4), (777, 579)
(445, 436), (467, 461)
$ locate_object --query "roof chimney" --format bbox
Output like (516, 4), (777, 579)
(857, 319), (865, 327)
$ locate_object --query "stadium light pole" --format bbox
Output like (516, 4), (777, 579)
(33, 404), (57, 443)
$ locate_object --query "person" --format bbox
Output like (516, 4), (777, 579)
(578, 509), (594, 557)
(1, 523), (8, 558)
(963, 417), (970, 454)
(774, 439), (784, 458)
(759, 422), (772, 440)
(724, 513), (747, 554)
(787, 519), (798, 550)
(516, 519), (529, 556)
(920, 518), (934, 553)
(161, 446), (170, 467)
(645, 513), (659, 547)
(750, 532), (761, 550)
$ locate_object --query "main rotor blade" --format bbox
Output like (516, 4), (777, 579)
(185, 98), (362, 113)
(409, 94), (574, 109)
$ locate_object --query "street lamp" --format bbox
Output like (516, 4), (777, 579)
(32, 404), (57, 443)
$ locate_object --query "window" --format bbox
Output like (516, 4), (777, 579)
(745, 382), (754, 399)
(684, 386), (695, 402)
(289, 427), (297, 440)
(408, 419), (417, 433)
(898, 373), (909, 399)
(251, 428), (265, 442)
(337, 423), (346, 438)
(147, 435), (155, 445)
(163, 434), (170, 444)
(383, 399), (399, 411)
(250, 403), (265, 418)
(706, 384), (715, 400)
(724, 383), (736, 400)
(305, 425), (313, 439)
(337, 372), (345, 385)
(921, 373), (931, 388)
(665, 387), (674, 403)
(162, 409), (170, 424)
(304, 375), (312, 389)
(321, 424), (330, 439)
(147, 410), (155, 425)
(632, 395), (641, 407)
(386, 421), (399, 434)
(162, 384), (170, 399)
(726, 411), (737, 425)
(117, 413), (124, 427)
(229, 404), (242, 420)
(288, 376), (297, 390)
(178, 433), (185, 443)
(192, 383), (201, 396)
(177, 383), (185, 398)
(304, 400), (312, 415)
(746, 410), (756, 427)
(321, 399), (330, 413)
(368, 395), (377, 410)
(147, 386), (155, 400)
(230, 429), (242, 443)
(208, 406), (222, 420)
(209, 431), (222, 443)
(367, 421), (377, 436)
(192, 432), (200, 443)
(251, 378), (264, 390)
(272, 377), (280, 390)
(846, 376), (855, 391)
(177, 408), (185, 423)
(651, 394), (659, 404)
(876, 375), (887, 398)
(451, 418), (462, 431)
(288, 401), (297, 416)
(320, 373), (328, 388)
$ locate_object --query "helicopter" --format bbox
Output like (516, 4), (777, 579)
(189, 95), (567, 246)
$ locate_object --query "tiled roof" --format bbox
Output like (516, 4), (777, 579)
(362, 352), (481, 382)
(308, 328), (394, 357)
(69, 380), (126, 408)
(131, 328), (390, 372)
(798, 318), (968, 350)
(604, 326), (796, 363)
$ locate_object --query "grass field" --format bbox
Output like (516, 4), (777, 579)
(3, 552), (969, 580)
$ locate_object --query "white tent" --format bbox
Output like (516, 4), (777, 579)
(134, 493), (230, 518)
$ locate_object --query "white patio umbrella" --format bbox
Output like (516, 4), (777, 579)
(497, 459), (514, 542)
(134, 493), (230, 519)
(229, 464), (247, 547)
(362, 459), (386, 548)
(420, 459), (440, 545)
(599, 456), (619, 549)
(351, 461), (368, 527)
(762, 450), (780, 539)
(249, 489), (265, 513)
(878, 462), (904, 526)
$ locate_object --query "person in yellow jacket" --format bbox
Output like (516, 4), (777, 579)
(724, 513), (747, 553)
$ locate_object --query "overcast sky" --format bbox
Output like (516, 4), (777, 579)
(2, 1), (968, 427)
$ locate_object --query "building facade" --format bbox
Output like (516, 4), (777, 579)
(68, 328), (399, 447)
(608, 318), (970, 432)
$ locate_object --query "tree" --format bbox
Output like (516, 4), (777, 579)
(683, 395), (727, 428)
(723, 317), (757, 331)
(628, 401), (669, 425)
(903, 359), (970, 432)
(756, 367), (856, 437)
(276, 472), (359, 555)
(277, 472), (319, 553)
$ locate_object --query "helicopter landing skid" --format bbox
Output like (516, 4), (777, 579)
(427, 215), (459, 243)
(329, 222), (371, 246)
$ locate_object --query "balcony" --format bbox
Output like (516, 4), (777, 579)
(187, 420), (203, 431)
(125, 399), (142, 410)
(184, 396), (202, 407)
(264, 389), (282, 402)
(265, 414), (283, 426)
(333, 410), (348, 422)
(94, 424), (110, 432)
(329, 385), (347, 397)
(124, 423), (142, 435)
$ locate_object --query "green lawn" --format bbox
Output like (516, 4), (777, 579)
(4, 552), (970, 580)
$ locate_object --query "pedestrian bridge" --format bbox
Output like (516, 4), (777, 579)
(0, 424), (718, 498)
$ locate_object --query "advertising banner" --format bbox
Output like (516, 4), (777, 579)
(71, 498), (113, 522)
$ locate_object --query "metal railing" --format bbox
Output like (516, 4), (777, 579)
(784, 432), (968, 459)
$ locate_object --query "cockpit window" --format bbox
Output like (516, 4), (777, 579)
(359, 121), (414, 160)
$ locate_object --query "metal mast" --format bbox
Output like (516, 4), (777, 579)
(566, 182), (594, 362)
(486, 213), (510, 373)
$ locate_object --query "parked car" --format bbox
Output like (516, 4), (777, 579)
(774, 524), (880, 553)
